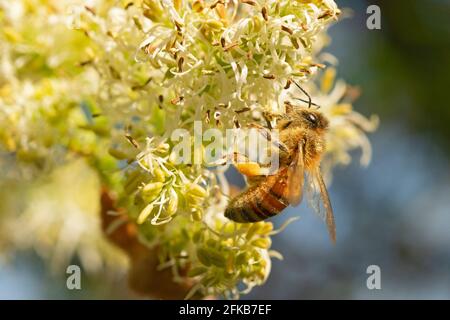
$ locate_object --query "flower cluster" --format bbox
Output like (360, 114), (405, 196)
(0, 0), (125, 272)
(0, 0), (378, 298)
(0, 0), (101, 178)
(134, 0), (341, 130)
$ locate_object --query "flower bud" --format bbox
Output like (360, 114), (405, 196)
(191, 207), (203, 221)
(246, 223), (262, 240)
(166, 188), (179, 216)
(196, 247), (211, 266)
(186, 183), (207, 198)
(188, 266), (207, 277)
(124, 170), (143, 194)
(226, 254), (234, 274)
(156, 142), (169, 153)
(192, 0), (204, 12)
(141, 182), (163, 202)
(258, 222), (273, 235)
(108, 147), (128, 160)
(153, 166), (166, 182)
(251, 237), (271, 249)
(137, 203), (154, 224)
(193, 230), (204, 243)
(235, 252), (247, 266)
(197, 247), (226, 267)
(205, 19), (223, 30)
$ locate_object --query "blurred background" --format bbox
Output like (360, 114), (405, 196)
(1, 0), (450, 299)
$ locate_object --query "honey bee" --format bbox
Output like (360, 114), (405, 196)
(225, 85), (336, 243)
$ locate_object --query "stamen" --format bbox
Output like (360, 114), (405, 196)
(262, 7), (269, 21)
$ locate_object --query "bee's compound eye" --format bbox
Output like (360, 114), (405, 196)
(307, 113), (317, 124)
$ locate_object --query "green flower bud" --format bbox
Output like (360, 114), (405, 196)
(137, 203), (154, 224)
(188, 266), (207, 277)
(251, 237), (271, 249)
(193, 230), (204, 243)
(205, 19), (223, 31)
(142, 0), (163, 22)
(192, 0), (204, 13)
(142, 182), (163, 196)
(156, 142), (169, 153)
(235, 252), (249, 266)
(166, 189), (178, 216)
(206, 238), (217, 248)
(153, 166), (166, 182)
(226, 254), (234, 274)
(108, 147), (128, 160)
(259, 223), (273, 235)
(246, 223), (262, 240)
(191, 207), (203, 221)
(196, 247), (211, 266)
(197, 247), (226, 267)
(124, 170), (144, 194)
(186, 183), (207, 198)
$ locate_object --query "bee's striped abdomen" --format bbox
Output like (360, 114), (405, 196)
(225, 169), (289, 223)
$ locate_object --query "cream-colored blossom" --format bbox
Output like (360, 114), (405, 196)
(0, 160), (127, 273)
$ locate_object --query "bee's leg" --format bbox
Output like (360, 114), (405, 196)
(262, 111), (281, 129)
(232, 152), (265, 177)
(232, 152), (267, 185)
(205, 151), (248, 167)
(246, 175), (266, 186)
(248, 122), (289, 154)
(248, 123), (272, 141)
(208, 150), (267, 178)
(278, 147), (292, 166)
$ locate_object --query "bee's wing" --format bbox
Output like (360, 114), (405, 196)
(286, 143), (305, 207)
(306, 167), (336, 244)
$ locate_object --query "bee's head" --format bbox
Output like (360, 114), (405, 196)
(298, 109), (329, 131)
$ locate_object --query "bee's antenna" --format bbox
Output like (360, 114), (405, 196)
(293, 98), (321, 109)
(292, 80), (320, 109)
